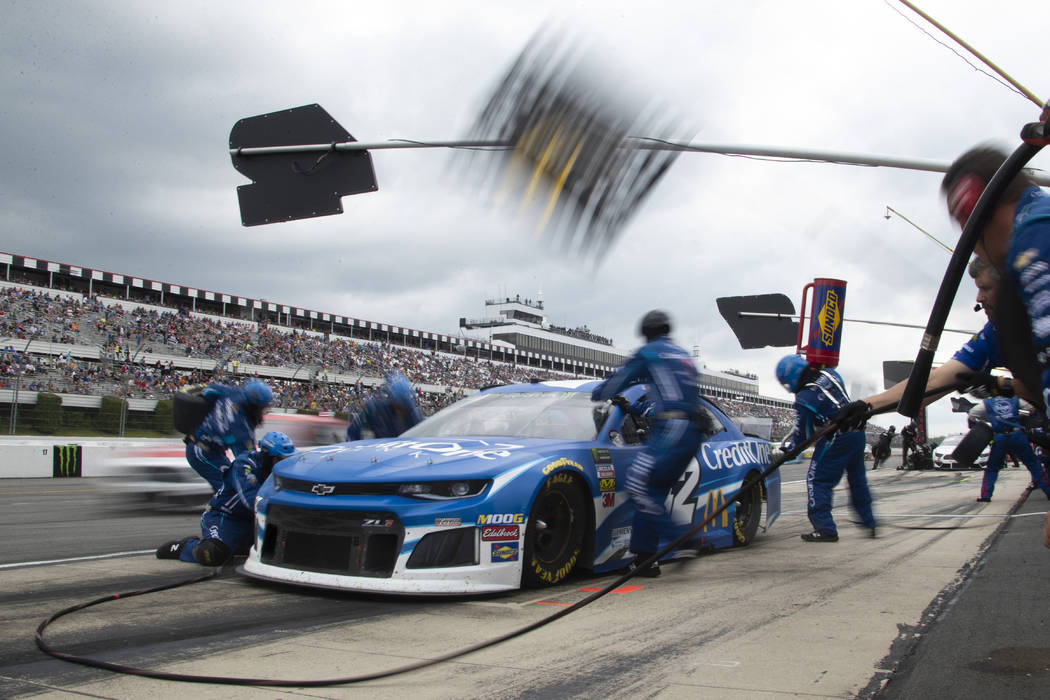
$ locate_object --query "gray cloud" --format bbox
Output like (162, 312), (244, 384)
(1, 0), (1046, 436)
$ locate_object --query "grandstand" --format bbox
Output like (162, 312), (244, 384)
(0, 251), (798, 437)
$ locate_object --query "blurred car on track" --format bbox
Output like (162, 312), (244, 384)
(241, 379), (782, 595)
(103, 412), (345, 509)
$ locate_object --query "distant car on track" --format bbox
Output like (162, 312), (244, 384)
(932, 433), (989, 470)
(104, 413), (345, 508)
(241, 379), (782, 595)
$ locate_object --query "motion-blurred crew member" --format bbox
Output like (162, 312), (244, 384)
(871, 425), (895, 470)
(591, 310), (706, 577)
(185, 379), (273, 491)
(157, 431), (296, 566)
(346, 371), (424, 441)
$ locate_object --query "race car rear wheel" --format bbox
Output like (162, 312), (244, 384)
(731, 478), (762, 547)
(522, 473), (587, 588)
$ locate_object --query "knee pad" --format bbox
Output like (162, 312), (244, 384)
(193, 538), (232, 567)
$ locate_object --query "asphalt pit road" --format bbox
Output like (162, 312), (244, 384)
(968, 647), (1050, 675)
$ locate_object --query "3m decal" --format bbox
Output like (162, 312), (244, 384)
(491, 542), (520, 561)
(481, 524), (520, 541)
(602, 492), (615, 508)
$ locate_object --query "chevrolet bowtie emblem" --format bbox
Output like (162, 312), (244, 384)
(311, 483), (336, 495)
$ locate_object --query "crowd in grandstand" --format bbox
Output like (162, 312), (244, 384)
(0, 283), (798, 429)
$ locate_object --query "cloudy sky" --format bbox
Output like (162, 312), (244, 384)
(2, 0), (1047, 436)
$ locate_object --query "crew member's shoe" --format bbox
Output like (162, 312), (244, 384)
(627, 553), (661, 578)
(976, 497), (991, 502)
(801, 531), (839, 542)
(870, 527), (878, 539)
(156, 538), (189, 559)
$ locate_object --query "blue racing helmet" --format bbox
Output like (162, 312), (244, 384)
(259, 431), (295, 458)
(242, 379), (273, 407)
(385, 371), (416, 410)
(775, 354), (809, 393)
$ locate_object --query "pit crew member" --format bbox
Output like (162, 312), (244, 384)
(346, 371), (424, 441)
(777, 354), (876, 542)
(969, 396), (1050, 502)
(185, 379), (273, 491)
(157, 431), (296, 566)
(591, 310), (705, 577)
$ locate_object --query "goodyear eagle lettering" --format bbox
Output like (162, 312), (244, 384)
(542, 457), (584, 475)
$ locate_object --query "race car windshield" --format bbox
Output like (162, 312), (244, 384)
(401, 391), (600, 440)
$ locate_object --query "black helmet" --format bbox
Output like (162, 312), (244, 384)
(640, 310), (671, 341)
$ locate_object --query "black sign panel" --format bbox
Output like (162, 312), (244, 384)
(716, 294), (798, 349)
(230, 104), (378, 226)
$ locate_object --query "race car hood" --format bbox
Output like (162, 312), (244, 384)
(274, 437), (570, 482)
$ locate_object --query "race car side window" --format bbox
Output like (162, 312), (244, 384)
(619, 412), (648, 445)
(698, 405), (727, 437)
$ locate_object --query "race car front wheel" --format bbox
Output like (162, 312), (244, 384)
(731, 478), (762, 547)
(522, 473), (587, 588)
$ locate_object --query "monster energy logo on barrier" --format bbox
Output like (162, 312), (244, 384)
(53, 444), (82, 478)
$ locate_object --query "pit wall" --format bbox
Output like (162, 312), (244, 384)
(0, 437), (183, 478)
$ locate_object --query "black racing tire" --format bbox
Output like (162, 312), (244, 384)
(731, 478), (762, 547)
(522, 473), (587, 588)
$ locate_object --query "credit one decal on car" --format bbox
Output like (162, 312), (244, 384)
(700, 441), (770, 470)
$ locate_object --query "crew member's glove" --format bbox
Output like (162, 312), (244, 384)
(610, 395), (630, 412)
(957, 372), (1013, 399)
(832, 400), (871, 432)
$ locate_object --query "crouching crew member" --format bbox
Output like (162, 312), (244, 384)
(970, 396), (1050, 502)
(186, 379), (273, 491)
(157, 431), (296, 566)
(591, 310), (707, 577)
(776, 355), (877, 542)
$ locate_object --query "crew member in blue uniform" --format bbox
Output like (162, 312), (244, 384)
(185, 379), (273, 491)
(346, 371), (424, 441)
(969, 397), (1050, 502)
(777, 355), (876, 542)
(157, 431), (296, 566)
(591, 310), (705, 577)
(854, 258), (1015, 416)
(941, 145), (1050, 407)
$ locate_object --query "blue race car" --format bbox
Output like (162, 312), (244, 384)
(241, 379), (780, 595)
